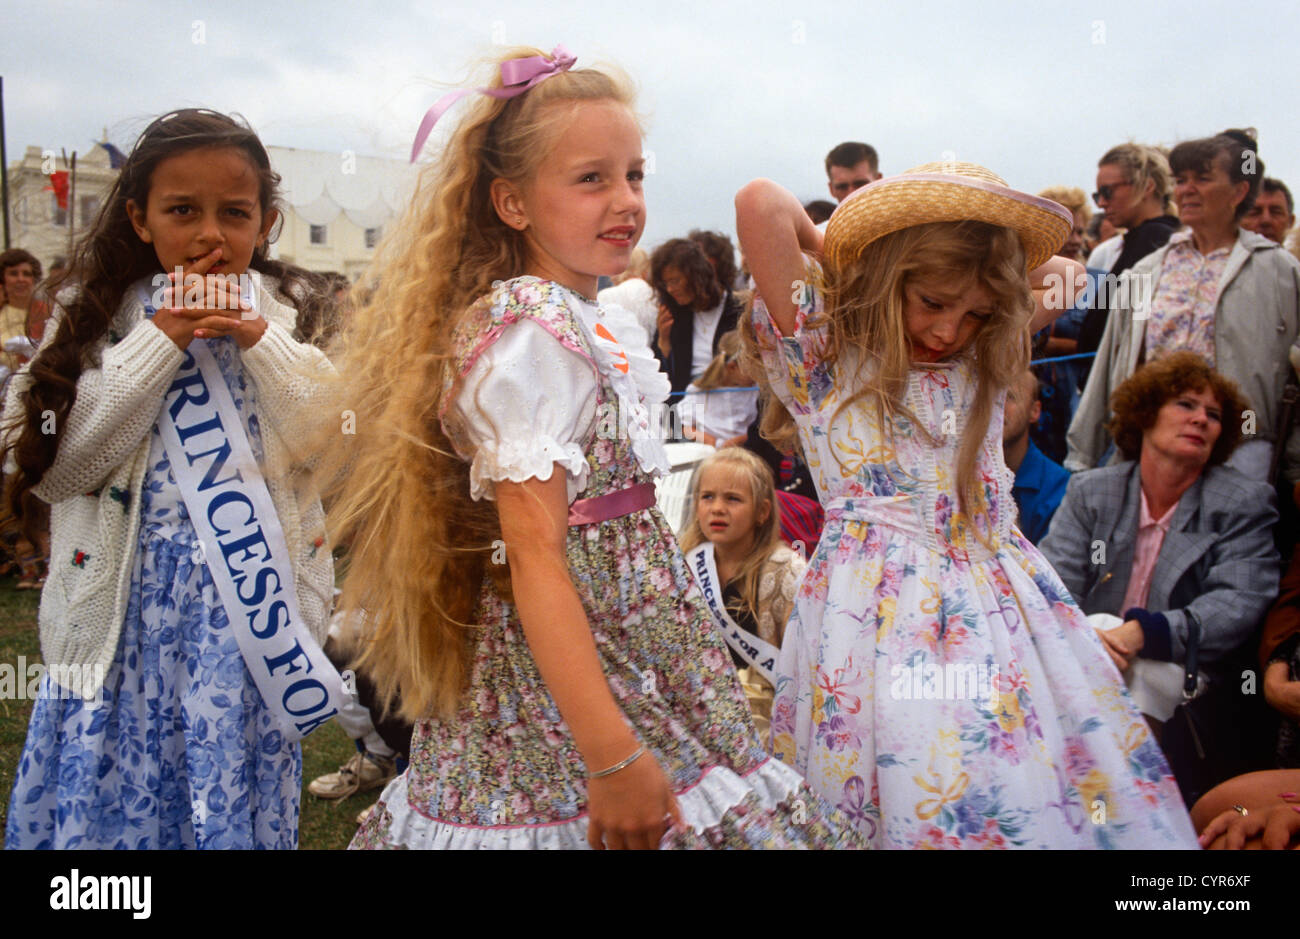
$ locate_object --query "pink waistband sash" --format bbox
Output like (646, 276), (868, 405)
(568, 482), (657, 526)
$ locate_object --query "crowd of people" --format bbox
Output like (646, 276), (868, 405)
(0, 249), (51, 589)
(2, 44), (1299, 851)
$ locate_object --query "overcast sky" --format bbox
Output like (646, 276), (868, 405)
(5, 0), (1298, 249)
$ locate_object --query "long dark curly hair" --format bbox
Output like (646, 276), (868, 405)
(650, 238), (723, 313)
(687, 229), (739, 292)
(4, 108), (333, 526)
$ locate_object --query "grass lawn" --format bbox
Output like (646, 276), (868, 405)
(0, 577), (372, 850)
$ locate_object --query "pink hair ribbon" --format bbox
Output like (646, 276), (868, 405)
(409, 44), (577, 162)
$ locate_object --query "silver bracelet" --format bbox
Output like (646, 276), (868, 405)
(589, 745), (645, 779)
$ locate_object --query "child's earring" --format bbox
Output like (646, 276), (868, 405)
(504, 200), (528, 232)
(490, 178), (529, 232)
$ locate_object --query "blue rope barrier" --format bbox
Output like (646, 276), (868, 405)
(667, 386), (760, 400)
(1030, 352), (1097, 367)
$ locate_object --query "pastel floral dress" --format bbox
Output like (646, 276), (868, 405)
(351, 277), (862, 849)
(1142, 231), (1228, 365)
(755, 284), (1199, 849)
(5, 336), (300, 850)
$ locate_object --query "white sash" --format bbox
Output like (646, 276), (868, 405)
(146, 285), (344, 741)
(686, 542), (780, 685)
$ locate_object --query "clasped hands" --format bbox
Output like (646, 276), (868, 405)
(152, 248), (268, 351)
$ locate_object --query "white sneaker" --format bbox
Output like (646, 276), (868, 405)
(307, 751), (395, 800)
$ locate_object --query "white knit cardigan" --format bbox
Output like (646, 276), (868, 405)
(3, 272), (335, 699)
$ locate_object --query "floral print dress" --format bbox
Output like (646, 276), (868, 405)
(755, 284), (1199, 849)
(5, 336), (300, 850)
(351, 277), (862, 849)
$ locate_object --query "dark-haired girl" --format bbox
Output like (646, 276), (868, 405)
(3, 109), (337, 849)
(650, 238), (745, 397)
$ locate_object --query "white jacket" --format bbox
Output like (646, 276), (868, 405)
(4, 272), (334, 698)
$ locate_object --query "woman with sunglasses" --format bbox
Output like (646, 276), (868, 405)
(1074, 143), (1180, 381)
(1069, 129), (1300, 487)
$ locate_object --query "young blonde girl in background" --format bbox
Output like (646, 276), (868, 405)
(325, 46), (859, 850)
(736, 163), (1199, 848)
(682, 329), (759, 449)
(679, 447), (804, 742)
(4, 110), (338, 849)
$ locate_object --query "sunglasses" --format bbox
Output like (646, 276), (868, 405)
(1092, 181), (1132, 203)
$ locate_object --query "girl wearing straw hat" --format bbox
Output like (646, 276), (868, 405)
(735, 164), (1199, 848)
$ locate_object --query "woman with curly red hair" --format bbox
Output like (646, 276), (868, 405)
(1041, 351), (1281, 799)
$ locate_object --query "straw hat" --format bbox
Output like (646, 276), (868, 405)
(823, 161), (1072, 272)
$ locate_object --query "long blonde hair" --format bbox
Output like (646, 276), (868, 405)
(317, 49), (637, 722)
(754, 221), (1033, 531)
(692, 329), (743, 391)
(679, 448), (781, 623)
(1099, 142), (1177, 216)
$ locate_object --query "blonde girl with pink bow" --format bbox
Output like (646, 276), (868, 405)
(325, 46), (861, 850)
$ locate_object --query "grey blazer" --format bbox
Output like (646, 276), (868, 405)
(1039, 461), (1280, 671)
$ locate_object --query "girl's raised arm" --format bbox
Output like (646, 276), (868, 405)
(1027, 255), (1088, 335)
(496, 473), (681, 850)
(735, 179), (823, 338)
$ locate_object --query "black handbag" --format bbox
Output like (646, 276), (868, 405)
(1160, 612), (1276, 808)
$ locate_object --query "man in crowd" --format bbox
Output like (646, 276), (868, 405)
(825, 141), (881, 204)
(1242, 178), (1295, 245)
(1004, 370), (1068, 545)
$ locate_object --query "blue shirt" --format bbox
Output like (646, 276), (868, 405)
(1011, 440), (1069, 544)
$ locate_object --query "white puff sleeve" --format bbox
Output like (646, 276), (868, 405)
(449, 319), (598, 502)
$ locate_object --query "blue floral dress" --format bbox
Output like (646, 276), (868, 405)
(5, 337), (300, 850)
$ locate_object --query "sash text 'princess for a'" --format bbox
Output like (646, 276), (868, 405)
(147, 286), (347, 742)
(686, 542), (780, 685)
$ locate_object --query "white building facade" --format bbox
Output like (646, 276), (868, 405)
(4, 144), (116, 272)
(5, 142), (419, 280)
(264, 146), (418, 279)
